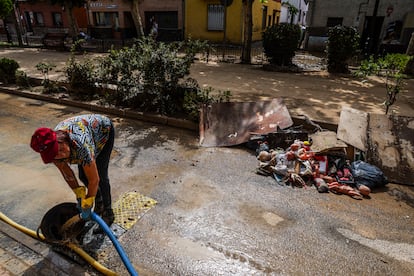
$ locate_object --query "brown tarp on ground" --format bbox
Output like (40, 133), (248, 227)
(199, 98), (293, 147)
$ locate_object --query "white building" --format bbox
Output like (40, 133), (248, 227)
(305, 0), (414, 53)
(279, 0), (309, 26)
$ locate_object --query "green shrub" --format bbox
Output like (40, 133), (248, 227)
(0, 57), (19, 84)
(262, 23), (301, 66)
(355, 53), (412, 114)
(35, 62), (59, 94)
(183, 85), (232, 122)
(15, 70), (31, 88)
(327, 25), (360, 73)
(70, 39), (85, 53)
(96, 45), (144, 107)
(96, 37), (214, 116)
(65, 55), (97, 100)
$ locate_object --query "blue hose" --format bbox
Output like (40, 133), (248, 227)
(91, 212), (138, 276)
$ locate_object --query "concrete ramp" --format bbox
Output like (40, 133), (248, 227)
(337, 107), (414, 185)
(367, 114), (414, 185)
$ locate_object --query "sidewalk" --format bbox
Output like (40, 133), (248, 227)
(0, 220), (91, 275)
(2, 47), (414, 125)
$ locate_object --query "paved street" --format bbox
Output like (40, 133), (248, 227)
(1, 92), (414, 275)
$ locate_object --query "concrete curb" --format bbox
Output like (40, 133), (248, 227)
(0, 86), (337, 135)
(0, 86), (199, 132)
(0, 220), (89, 275)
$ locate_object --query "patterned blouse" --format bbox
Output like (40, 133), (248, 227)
(54, 114), (112, 165)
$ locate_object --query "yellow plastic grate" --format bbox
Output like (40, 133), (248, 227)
(112, 191), (157, 230)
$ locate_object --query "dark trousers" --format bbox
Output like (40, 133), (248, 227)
(78, 124), (115, 210)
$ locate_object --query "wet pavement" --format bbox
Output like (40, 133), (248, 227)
(0, 219), (92, 275)
(1, 92), (414, 275)
(1, 47), (414, 275)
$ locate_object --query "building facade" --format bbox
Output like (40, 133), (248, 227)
(137, 0), (183, 41)
(10, 0), (287, 44)
(305, 0), (414, 53)
(86, 0), (184, 40)
(14, 0), (184, 40)
(185, 0), (282, 44)
(86, 0), (136, 39)
(14, 1), (86, 36)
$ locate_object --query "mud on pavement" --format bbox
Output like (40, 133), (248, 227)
(0, 59), (414, 274)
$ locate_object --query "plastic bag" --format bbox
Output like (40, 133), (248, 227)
(351, 160), (388, 189)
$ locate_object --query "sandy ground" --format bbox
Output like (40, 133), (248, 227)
(1, 47), (413, 125)
(190, 62), (414, 125)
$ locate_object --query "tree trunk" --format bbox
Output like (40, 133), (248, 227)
(12, 5), (23, 46)
(131, 0), (144, 37)
(66, 5), (78, 39)
(241, 0), (253, 64)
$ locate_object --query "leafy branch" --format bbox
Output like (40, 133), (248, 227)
(355, 54), (412, 114)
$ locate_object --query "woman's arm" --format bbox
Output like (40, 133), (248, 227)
(54, 160), (79, 189)
(81, 160), (100, 198)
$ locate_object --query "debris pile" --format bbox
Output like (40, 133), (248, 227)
(252, 130), (389, 200)
(200, 99), (413, 186)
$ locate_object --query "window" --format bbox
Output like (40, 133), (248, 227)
(327, 17), (343, 27)
(52, 12), (62, 27)
(207, 4), (224, 31)
(262, 6), (268, 30)
(145, 11), (178, 29)
(34, 12), (44, 26)
(25, 11), (44, 29)
(93, 12), (119, 28)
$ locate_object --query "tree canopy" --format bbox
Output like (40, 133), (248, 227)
(0, 0), (13, 19)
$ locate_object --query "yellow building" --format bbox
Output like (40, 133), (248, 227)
(185, 0), (281, 44)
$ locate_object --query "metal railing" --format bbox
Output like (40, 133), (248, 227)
(203, 43), (266, 64)
(0, 34), (326, 70)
